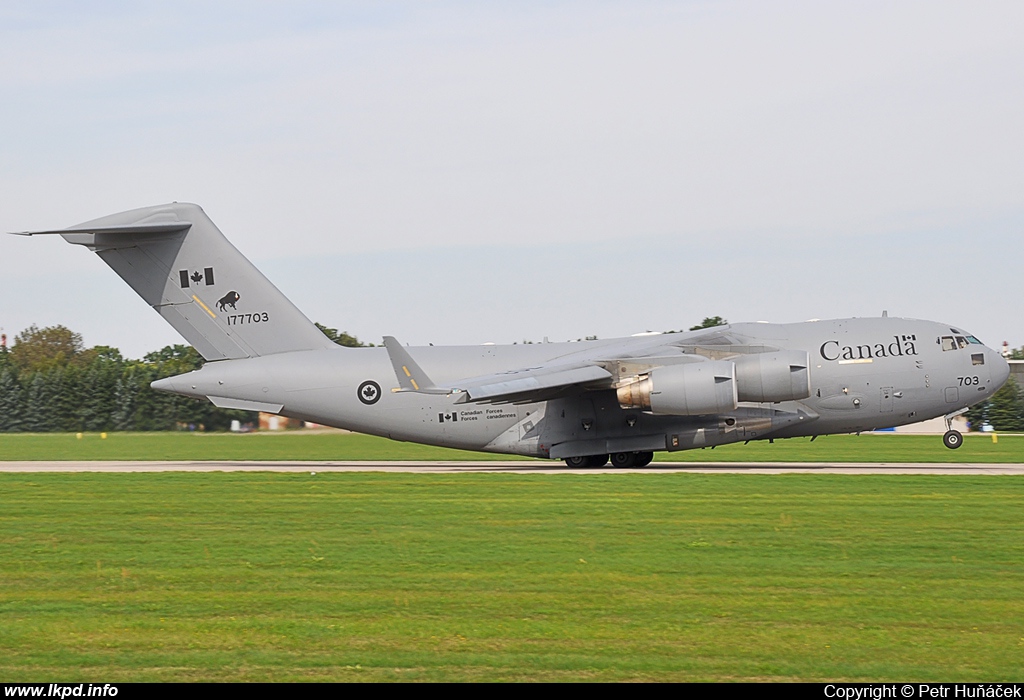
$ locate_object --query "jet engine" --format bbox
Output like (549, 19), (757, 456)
(616, 360), (738, 415)
(732, 350), (811, 402)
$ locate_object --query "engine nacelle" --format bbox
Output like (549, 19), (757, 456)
(617, 361), (738, 415)
(733, 350), (811, 403)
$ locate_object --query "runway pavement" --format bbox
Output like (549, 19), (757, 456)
(1, 460), (1023, 474)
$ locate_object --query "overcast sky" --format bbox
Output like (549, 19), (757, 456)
(2, 1), (1022, 357)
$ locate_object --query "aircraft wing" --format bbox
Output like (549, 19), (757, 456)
(381, 325), (761, 405)
(383, 336), (615, 403)
(435, 330), (743, 404)
(450, 364), (614, 403)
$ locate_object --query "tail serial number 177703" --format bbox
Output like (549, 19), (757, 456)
(227, 312), (269, 326)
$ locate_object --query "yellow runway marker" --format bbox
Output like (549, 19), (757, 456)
(192, 294), (217, 319)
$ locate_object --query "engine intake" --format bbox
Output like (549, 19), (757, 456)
(617, 361), (738, 415)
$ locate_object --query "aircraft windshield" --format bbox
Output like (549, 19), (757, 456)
(939, 335), (984, 351)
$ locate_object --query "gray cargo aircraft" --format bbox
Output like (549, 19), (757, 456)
(16, 203), (1010, 466)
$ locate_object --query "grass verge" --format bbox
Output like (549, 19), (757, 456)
(1, 472), (1022, 681)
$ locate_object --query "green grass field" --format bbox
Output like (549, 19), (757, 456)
(1, 472), (1022, 681)
(0, 430), (1022, 462)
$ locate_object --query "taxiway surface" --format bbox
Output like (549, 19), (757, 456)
(0, 461), (1022, 475)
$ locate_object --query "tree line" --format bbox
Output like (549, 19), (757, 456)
(0, 323), (366, 433)
(966, 376), (1024, 432)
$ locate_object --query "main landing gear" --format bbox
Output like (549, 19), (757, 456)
(564, 454), (608, 468)
(610, 451), (655, 468)
(564, 454), (605, 468)
(564, 452), (654, 468)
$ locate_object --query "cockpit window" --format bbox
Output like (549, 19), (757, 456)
(956, 336), (968, 349)
(940, 336), (956, 351)
(966, 336), (983, 345)
(973, 353), (985, 366)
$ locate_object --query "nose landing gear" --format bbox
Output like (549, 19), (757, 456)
(942, 408), (967, 449)
(942, 430), (963, 449)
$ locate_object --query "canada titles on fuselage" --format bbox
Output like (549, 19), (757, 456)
(819, 335), (918, 363)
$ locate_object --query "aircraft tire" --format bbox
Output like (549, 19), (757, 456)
(634, 451), (654, 467)
(586, 454), (610, 468)
(564, 456), (589, 468)
(942, 430), (963, 449)
(610, 452), (637, 468)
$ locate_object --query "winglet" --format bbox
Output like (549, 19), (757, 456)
(383, 336), (441, 393)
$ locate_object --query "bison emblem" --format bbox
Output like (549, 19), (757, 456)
(217, 291), (240, 311)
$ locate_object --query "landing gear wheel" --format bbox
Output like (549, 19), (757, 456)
(586, 454), (609, 468)
(942, 430), (963, 450)
(610, 452), (637, 468)
(564, 456), (588, 468)
(634, 451), (654, 467)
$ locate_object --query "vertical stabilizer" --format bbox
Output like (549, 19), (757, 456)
(32, 203), (334, 360)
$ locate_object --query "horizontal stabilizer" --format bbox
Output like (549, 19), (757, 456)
(10, 222), (192, 237)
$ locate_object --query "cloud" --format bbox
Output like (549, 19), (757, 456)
(2, 1), (1023, 354)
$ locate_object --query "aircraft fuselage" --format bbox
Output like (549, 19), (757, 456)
(154, 317), (1009, 459)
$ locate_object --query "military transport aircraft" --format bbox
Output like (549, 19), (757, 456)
(15, 203), (1010, 467)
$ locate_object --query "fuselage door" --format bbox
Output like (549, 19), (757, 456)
(880, 386), (893, 413)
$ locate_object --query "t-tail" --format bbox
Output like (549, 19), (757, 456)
(14, 202), (335, 360)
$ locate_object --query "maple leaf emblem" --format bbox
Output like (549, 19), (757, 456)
(191, 271), (203, 283)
